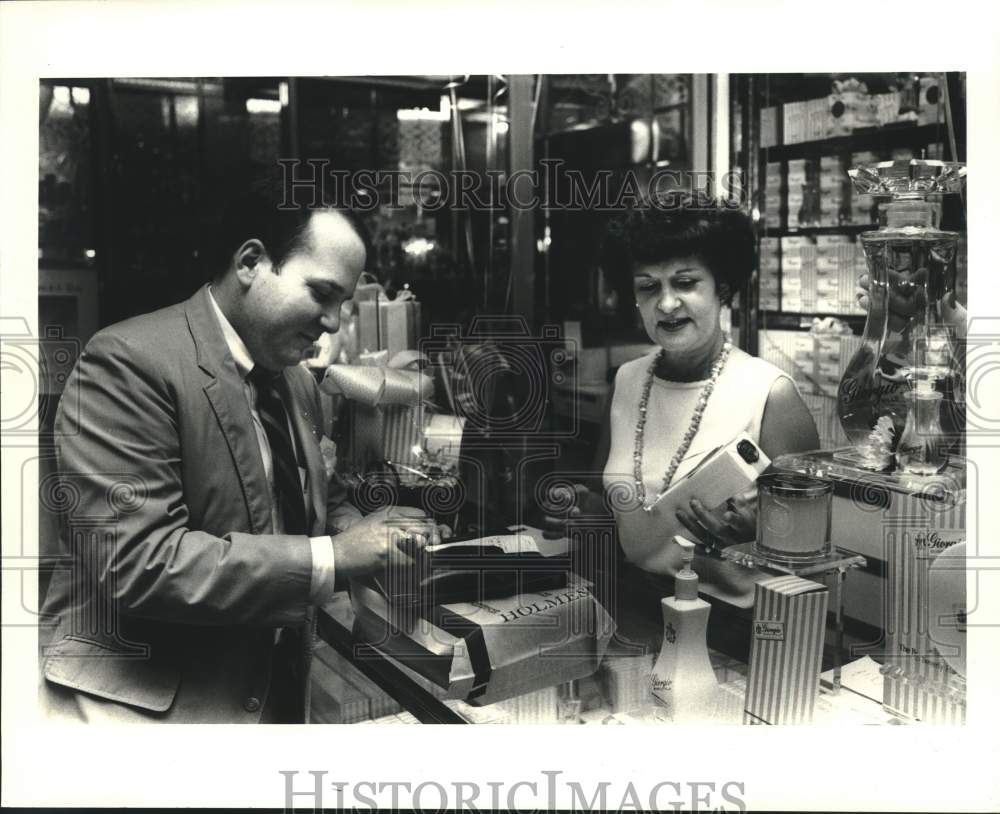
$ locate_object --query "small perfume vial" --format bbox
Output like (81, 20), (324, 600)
(556, 680), (583, 725)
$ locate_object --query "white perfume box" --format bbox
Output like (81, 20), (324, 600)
(650, 433), (770, 516)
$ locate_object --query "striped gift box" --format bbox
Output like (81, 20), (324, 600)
(383, 404), (425, 485)
(345, 403), (427, 486)
(745, 575), (829, 725)
(882, 519), (966, 724)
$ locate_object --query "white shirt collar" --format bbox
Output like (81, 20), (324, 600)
(207, 286), (255, 379)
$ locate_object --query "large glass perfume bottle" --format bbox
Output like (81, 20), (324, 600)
(837, 159), (966, 473)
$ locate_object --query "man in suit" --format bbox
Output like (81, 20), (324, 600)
(40, 182), (436, 723)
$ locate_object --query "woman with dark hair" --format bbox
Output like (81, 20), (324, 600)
(598, 192), (819, 606)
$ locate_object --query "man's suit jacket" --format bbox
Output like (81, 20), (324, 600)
(40, 285), (358, 723)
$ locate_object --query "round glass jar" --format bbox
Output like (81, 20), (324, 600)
(754, 473), (834, 563)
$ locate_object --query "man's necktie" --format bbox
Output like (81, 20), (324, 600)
(248, 366), (308, 535)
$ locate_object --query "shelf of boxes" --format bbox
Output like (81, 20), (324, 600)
(741, 74), (964, 450)
(746, 73), (947, 158)
(759, 234), (866, 319)
(758, 328), (863, 450)
(754, 121), (948, 163)
(754, 144), (953, 325)
(758, 236), (780, 311)
(763, 147), (935, 238)
(741, 75), (963, 422)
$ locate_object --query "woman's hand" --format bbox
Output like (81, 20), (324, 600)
(857, 272), (968, 340)
(674, 488), (757, 553)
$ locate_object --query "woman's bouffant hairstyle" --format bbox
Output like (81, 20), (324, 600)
(600, 191), (755, 306)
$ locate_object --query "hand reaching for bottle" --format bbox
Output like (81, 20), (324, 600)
(857, 272), (967, 339)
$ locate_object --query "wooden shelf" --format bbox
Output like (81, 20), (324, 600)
(738, 123), (948, 164)
(762, 225), (873, 238)
(759, 310), (865, 334)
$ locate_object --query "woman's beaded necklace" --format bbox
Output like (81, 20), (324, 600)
(633, 335), (732, 512)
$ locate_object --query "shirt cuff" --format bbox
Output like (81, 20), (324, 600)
(308, 535), (338, 605)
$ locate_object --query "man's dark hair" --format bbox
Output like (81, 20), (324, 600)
(600, 191), (754, 306)
(202, 166), (373, 281)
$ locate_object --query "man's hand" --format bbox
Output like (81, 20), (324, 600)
(332, 506), (440, 581)
(675, 488), (757, 552)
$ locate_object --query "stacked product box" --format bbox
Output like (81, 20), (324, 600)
(782, 100), (808, 145)
(820, 333), (862, 445)
(839, 242), (865, 314)
(815, 234), (855, 312)
(873, 91), (901, 127)
(758, 331), (796, 383)
(806, 97), (831, 141)
(815, 332), (861, 401)
(780, 236), (816, 312)
(818, 155), (847, 226)
(853, 241), (869, 293)
(812, 331), (847, 397)
(786, 159), (809, 229)
(791, 331), (818, 393)
(848, 150), (879, 224)
(762, 162), (783, 229)
(782, 97), (834, 145)
(759, 328), (861, 405)
(757, 329), (799, 382)
(598, 654), (654, 715)
(758, 329), (816, 399)
(840, 243), (862, 313)
(759, 237), (780, 310)
(760, 106), (778, 148)
(800, 391), (846, 450)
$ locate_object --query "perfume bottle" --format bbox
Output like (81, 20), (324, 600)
(650, 536), (719, 722)
(896, 378), (948, 475)
(837, 159), (965, 472)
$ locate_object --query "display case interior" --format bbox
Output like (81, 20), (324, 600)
(731, 73), (967, 451)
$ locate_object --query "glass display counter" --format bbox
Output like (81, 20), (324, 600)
(311, 525), (901, 725)
(314, 595), (902, 725)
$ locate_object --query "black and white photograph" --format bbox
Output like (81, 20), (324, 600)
(3, 2), (999, 812)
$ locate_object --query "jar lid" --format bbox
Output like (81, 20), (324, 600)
(758, 472), (833, 498)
